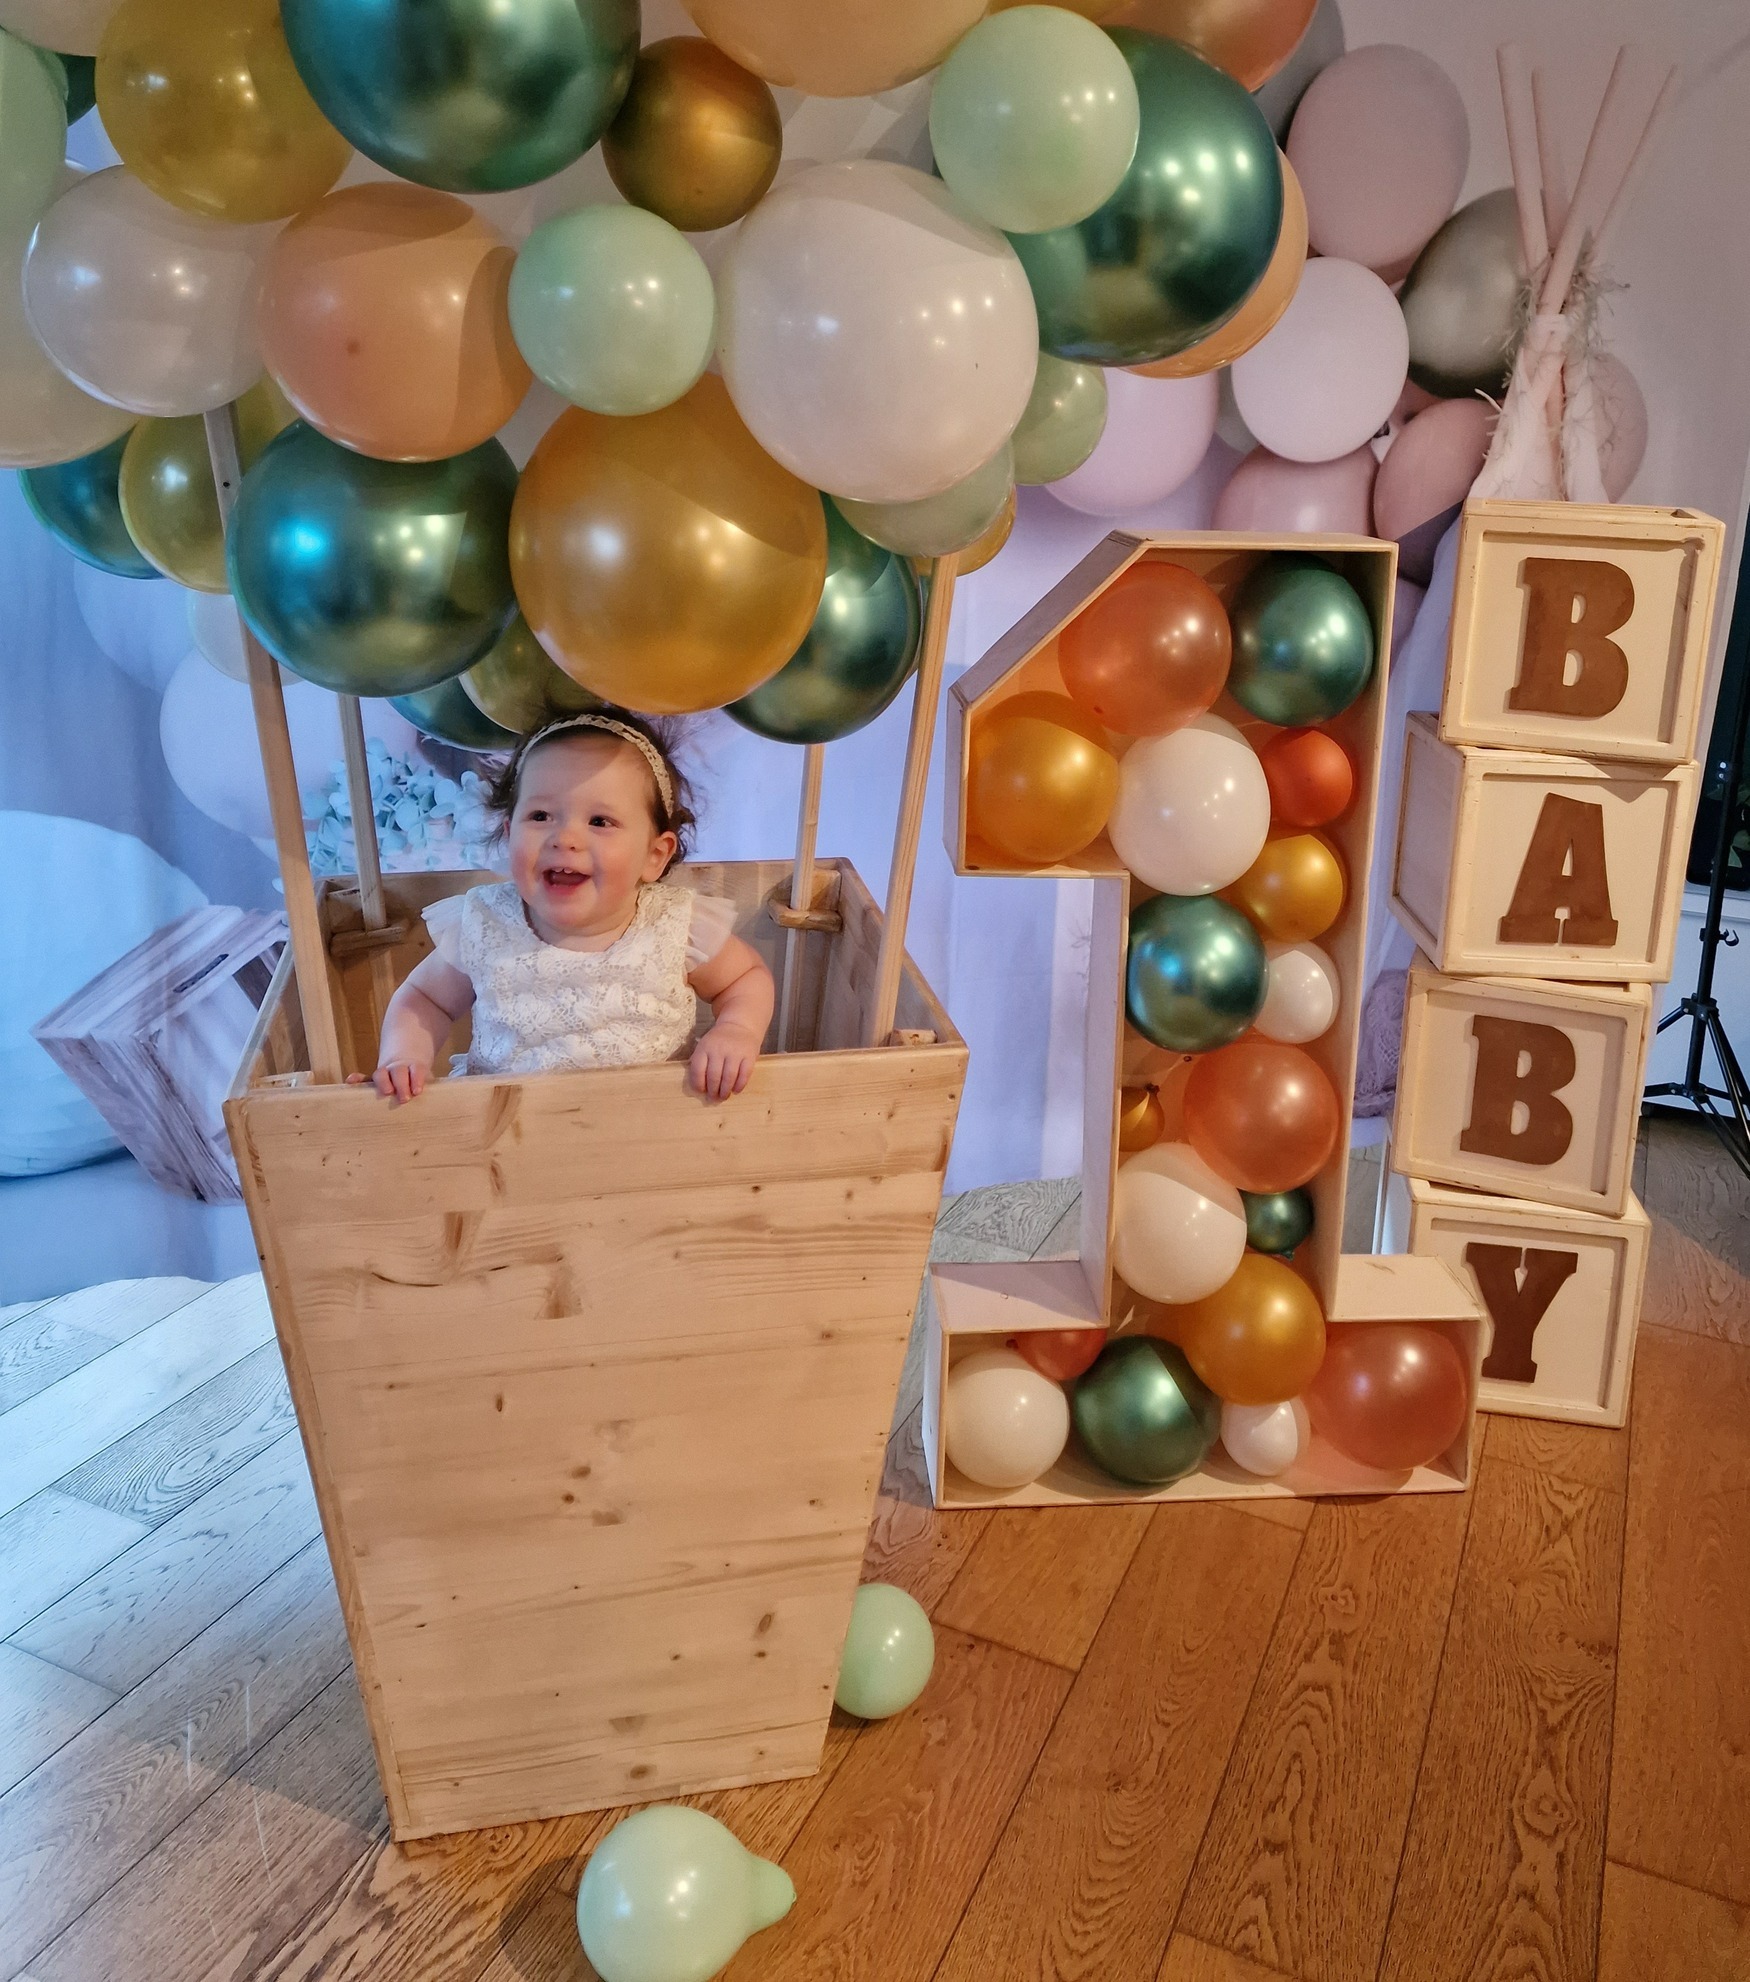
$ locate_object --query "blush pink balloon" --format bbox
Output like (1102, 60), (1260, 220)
(1593, 352), (1647, 500)
(1372, 397), (1493, 583)
(1287, 45), (1469, 276)
(1213, 444), (1376, 534)
(1048, 368), (1219, 517)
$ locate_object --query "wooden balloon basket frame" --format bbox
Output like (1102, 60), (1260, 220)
(208, 405), (967, 1840)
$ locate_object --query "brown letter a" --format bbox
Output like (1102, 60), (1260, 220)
(1497, 793), (1619, 946)
(1508, 557), (1633, 718)
(1467, 1243), (1580, 1382)
(1460, 1016), (1576, 1166)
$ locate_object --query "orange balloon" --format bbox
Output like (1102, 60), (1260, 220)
(1101, 0), (1318, 89)
(510, 374), (828, 716)
(1227, 832), (1346, 941)
(1260, 728), (1356, 827)
(1012, 1328), (1108, 1381)
(1130, 153), (1308, 379)
(1307, 1323), (1470, 1471)
(259, 183), (531, 464)
(1183, 1038), (1340, 1192)
(1058, 560), (1232, 737)
(683, 0), (985, 95)
(968, 691), (1119, 865)
(1170, 1252), (1327, 1404)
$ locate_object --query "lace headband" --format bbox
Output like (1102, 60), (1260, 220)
(524, 714), (675, 815)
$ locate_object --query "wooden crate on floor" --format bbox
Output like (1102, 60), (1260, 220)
(225, 858), (965, 1840)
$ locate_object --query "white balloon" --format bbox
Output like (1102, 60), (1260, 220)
(943, 1346), (1071, 1491)
(1220, 1398), (1310, 1478)
(0, 212), (133, 469)
(1256, 941), (1340, 1044)
(1046, 368), (1218, 517)
(24, 168), (277, 417)
(72, 559), (189, 693)
(1108, 714), (1270, 896)
(1112, 1142), (1247, 1305)
(0, 0), (120, 56)
(717, 160), (1038, 503)
(186, 589), (293, 685)
(1232, 258), (1408, 463)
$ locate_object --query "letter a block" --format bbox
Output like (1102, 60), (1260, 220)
(1392, 712), (1697, 980)
(1441, 499), (1724, 766)
(1393, 959), (1651, 1215)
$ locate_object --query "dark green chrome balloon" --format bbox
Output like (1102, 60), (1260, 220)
(726, 500), (922, 745)
(20, 431), (156, 579)
(1399, 188), (1526, 400)
(1008, 29), (1282, 368)
(229, 424), (518, 697)
(1127, 893), (1266, 1053)
(50, 51), (97, 125)
(280, 0), (639, 194)
(1228, 553), (1374, 726)
(1241, 1188), (1315, 1256)
(1072, 1337), (1219, 1486)
(391, 675), (518, 752)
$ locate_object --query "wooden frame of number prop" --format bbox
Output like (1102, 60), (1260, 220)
(924, 531), (1488, 1512)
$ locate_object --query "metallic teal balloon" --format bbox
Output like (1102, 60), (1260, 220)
(229, 424), (519, 697)
(20, 431), (156, 579)
(726, 500), (921, 745)
(1228, 553), (1375, 725)
(1127, 893), (1266, 1053)
(280, 0), (639, 194)
(1072, 1336), (1219, 1486)
(1241, 1187), (1315, 1256)
(391, 675), (517, 752)
(1008, 30), (1283, 368)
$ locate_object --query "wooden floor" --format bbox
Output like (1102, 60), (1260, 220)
(1, 1115), (1746, 1982)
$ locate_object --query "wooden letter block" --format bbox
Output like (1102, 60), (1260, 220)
(1441, 498), (1725, 765)
(1380, 1171), (1649, 1427)
(1393, 960), (1651, 1216)
(1392, 712), (1696, 981)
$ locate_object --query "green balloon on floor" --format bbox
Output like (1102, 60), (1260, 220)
(834, 1582), (935, 1719)
(20, 431), (156, 579)
(391, 675), (518, 752)
(1126, 893), (1266, 1053)
(1227, 553), (1375, 726)
(1241, 1187), (1315, 1255)
(1072, 1336), (1220, 1486)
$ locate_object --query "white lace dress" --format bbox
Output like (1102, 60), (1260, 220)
(422, 880), (737, 1077)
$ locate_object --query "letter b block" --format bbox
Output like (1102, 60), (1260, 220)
(1393, 960), (1651, 1215)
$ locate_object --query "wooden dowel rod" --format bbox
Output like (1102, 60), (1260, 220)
(1538, 45), (1634, 313)
(777, 742), (826, 1054)
(202, 405), (344, 1085)
(1531, 69), (1570, 242)
(1591, 65), (1678, 261)
(337, 692), (397, 1024)
(868, 553), (959, 1050)
(1497, 45), (1550, 273)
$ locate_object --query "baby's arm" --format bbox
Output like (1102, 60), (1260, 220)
(687, 934), (774, 1102)
(353, 953), (476, 1103)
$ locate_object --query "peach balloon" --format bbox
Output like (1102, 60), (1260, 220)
(1059, 559), (1231, 738)
(1171, 1252), (1327, 1404)
(1183, 1038), (1340, 1192)
(1102, 0), (1317, 90)
(683, 0), (985, 96)
(259, 183), (530, 463)
(1307, 1322), (1470, 1471)
(1212, 444), (1376, 535)
(1372, 397), (1493, 582)
(1259, 728), (1355, 828)
(968, 691), (1119, 865)
(1227, 831), (1346, 942)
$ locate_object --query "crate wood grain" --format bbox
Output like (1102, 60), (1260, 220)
(1394, 959), (1651, 1217)
(1439, 499), (1725, 767)
(31, 906), (287, 1201)
(1381, 1170), (1649, 1427)
(1391, 712), (1697, 982)
(225, 858), (965, 1839)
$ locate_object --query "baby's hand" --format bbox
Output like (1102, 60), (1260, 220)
(689, 1022), (759, 1102)
(346, 1060), (430, 1104)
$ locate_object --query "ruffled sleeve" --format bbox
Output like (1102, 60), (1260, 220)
(685, 893), (737, 972)
(421, 892), (468, 969)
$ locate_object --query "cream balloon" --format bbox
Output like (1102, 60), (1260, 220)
(0, 0), (118, 55)
(1220, 1397), (1309, 1477)
(717, 160), (1038, 503)
(187, 587), (293, 684)
(0, 214), (133, 468)
(943, 1346), (1071, 1491)
(23, 167), (276, 416)
(1046, 367), (1218, 517)
(72, 556), (187, 690)
(1255, 940), (1339, 1044)
(1112, 1141), (1247, 1305)
(1108, 713), (1271, 896)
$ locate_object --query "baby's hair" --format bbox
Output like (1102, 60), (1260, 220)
(484, 704), (696, 872)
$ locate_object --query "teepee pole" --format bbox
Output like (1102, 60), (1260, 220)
(336, 693), (396, 1022)
(777, 742), (826, 1053)
(202, 406), (345, 1084)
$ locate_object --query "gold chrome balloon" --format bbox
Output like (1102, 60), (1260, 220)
(958, 487), (1017, 575)
(603, 37), (780, 233)
(1118, 1085), (1166, 1153)
(967, 690), (1119, 866)
(462, 613), (601, 734)
(1225, 831), (1347, 942)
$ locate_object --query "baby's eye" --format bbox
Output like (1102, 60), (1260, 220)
(590, 814), (618, 829)
(525, 808), (550, 822)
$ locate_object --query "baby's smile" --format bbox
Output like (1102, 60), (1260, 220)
(541, 864), (591, 893)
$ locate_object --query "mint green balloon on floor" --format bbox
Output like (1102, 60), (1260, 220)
(834, 1582), (936, 1720)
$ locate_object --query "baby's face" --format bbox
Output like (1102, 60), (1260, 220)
(507, 736), (677, 946)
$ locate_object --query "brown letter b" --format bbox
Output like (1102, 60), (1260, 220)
(1460, 1016), (1575, 1167)
(1508, 557), (1633, 718)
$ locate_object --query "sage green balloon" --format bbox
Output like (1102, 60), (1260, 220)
(834, 443), (1013, 559)
(1399, 188), (1527, 400)
(1011, 354), (1107, 485)
(0, 27), (68, 226)
(1228, 553), (1375, 726)
(727, 500), (921, 744)
(577, 1805), (795, 1982)
(1126, 893), (1266, 1054)
(510, 205), (717, 418)
(835, 1582), (935, 1719)
(1009, 29), (1282, 367)
(1241, 1187), (1315, 1256)
(280, 0), (638, 194)
(930, 6), (1139, 234)
(20, 431), (157, 579)
(390, 675), (517, 752)
(1072, 1336), (1220, 1486)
